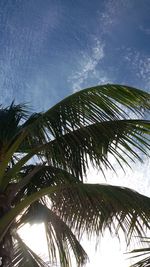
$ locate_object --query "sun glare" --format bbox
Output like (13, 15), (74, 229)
(18, 223), (133, 267)
(18, 223), (49, 261)
(17, 158), (148, 267)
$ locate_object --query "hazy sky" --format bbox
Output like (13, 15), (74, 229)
(1, 0), (150, 266)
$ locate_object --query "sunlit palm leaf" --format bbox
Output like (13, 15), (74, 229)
(9, 232), (48, 267)
(18, 202), (87, 267)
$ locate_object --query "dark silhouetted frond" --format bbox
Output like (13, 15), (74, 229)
(19, 84), (150, 148)
(18, 202), (88, 267)
(51, 183), (150, 242)
(9, 232), (48, 267)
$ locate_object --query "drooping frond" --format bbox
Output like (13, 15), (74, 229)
(51, 183), (150, 242)
(5, 119), (150, 188)
(9, 232), (48, 267)
(2, 183), (150, 247)
(9, 120), (150, 197)
(41, 119), (150, 179)
(18, 202), (87, 267)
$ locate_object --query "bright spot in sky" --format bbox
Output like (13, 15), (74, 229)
(18, 157), (150, 267)
(19, 223), (133, 267)
(18, 223), (49, 262)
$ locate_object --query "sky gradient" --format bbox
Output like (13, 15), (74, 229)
(0, 1), (150, 266)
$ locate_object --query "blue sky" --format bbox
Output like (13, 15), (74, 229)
(0, 0), (150, 111)
(0, 1), (150, 266)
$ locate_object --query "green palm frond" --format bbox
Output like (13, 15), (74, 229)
(18, 202), (87, 267)
(9, 232), (48, 267)
(5, 119), (150, 188)
(0, 85), (150, 187)
(16, 84), (150, 150)
(1, 183), (150, 246)
(0, 85), (150, 267)
(42, 119), (150, 178)
(51, 183), (150, 242)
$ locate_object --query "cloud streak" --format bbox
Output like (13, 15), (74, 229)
(124, 49), (150, 89)
(68, 39), (110, 92)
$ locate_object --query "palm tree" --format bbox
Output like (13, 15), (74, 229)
(0, 84), (150, 267)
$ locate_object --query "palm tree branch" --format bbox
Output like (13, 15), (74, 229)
(51, 184), (150, 242)
(10, 231), (48, 267)
(18, 202), (88, 267)
(2, 119), (150, 189)
(1, 184), (150, 245)
(18, 84), (150, 146)
(31, 119), (150, 179)
(11, 165), (81, 205)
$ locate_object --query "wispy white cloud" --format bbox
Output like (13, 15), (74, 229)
(98, 0), (131, 33)
(124, 49), (150, 88)
(68, 0), (133, 93)
(68, 39), (111, 92)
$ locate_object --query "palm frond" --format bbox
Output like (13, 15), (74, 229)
(23, 119), (150, 179)
(14, 165), (80, 198)
(9, 232), (48, 267)
(51, 183), (150, 242)
(1, 85), (150, 187)
(18, 202), (87, 267)
(1, 183), (150, 246)
(6, 119), (150, 186)
(19, 84), (150, 146)
(6, 120), (150, 196)
(3, 165), (80, 206)
(129, 237), (150, 267)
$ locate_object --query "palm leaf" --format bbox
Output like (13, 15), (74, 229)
(51, 183), (150, 242)
(9, 232), (48, 267)
(2, 165), (80, 206)
(1, 183), (150, 245)
(129, 237), (150, 267)
(14, 165), (80, 198)
(3, 119), (150, 189)
(1, 85), (150, 188)
(41, 119), (150, 179)
(18, 202), (87, 267)
(17, 84), (150, 148)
